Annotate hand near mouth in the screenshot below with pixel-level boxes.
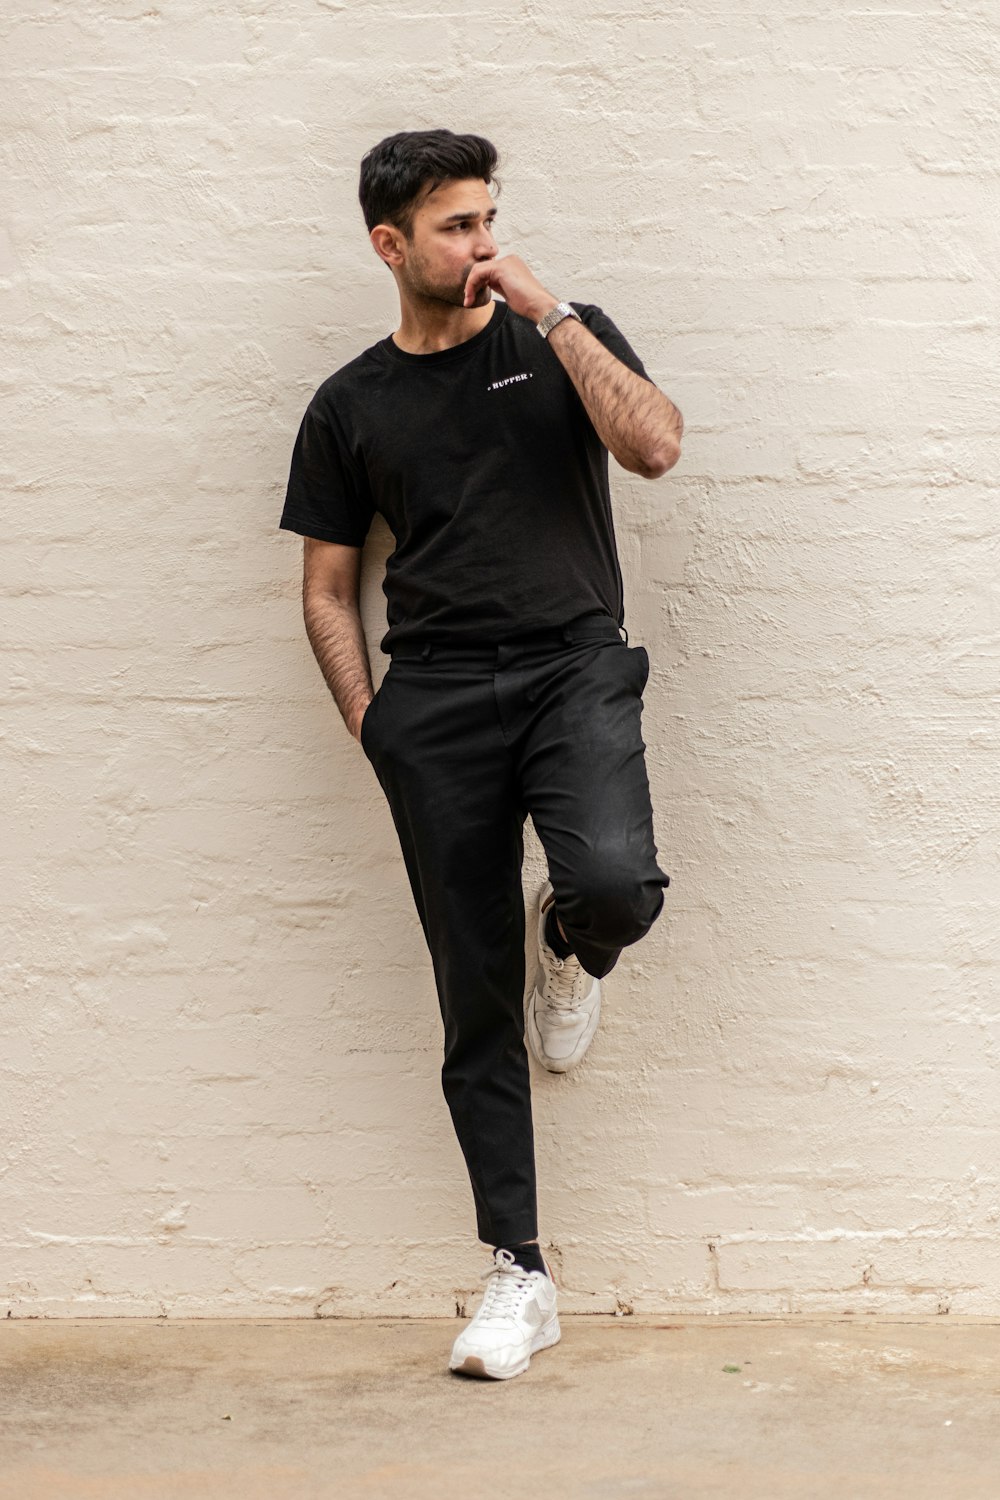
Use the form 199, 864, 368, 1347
463, 254, 560, 325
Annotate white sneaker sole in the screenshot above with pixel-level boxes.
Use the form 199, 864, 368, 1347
449, 1316, 561, 1380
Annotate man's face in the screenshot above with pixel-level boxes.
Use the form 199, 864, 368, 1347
395, 177, 498, 308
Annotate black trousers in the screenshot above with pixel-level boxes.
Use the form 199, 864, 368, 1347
359, 612, 671, 1246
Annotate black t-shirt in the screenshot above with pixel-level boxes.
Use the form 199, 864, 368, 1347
279, 298, 654, 655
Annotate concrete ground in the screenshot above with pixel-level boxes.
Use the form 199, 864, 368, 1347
2, 1316, 1000, 1499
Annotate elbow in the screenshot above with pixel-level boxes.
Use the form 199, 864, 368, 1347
632, 441, 681, 480
303, 584, 361, 618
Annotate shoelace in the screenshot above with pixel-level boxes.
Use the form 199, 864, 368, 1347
542, 950, 589, 1014
476, 1249, 537, 1320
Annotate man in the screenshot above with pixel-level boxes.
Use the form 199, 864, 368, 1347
280, 129, 681, 1380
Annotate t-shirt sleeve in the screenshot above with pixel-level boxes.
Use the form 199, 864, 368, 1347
279, 393, 376, 547
572, 303, 655, 383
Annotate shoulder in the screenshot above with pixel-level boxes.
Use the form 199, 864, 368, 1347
567, 302, 652, 380
505, 301, 624, 340
568, 302, 618, 333
310, 344, 386, 412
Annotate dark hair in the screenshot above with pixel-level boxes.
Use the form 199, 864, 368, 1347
358, 129, 500, 239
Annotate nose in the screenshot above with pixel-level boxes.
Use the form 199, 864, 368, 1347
474, 224, 497, 259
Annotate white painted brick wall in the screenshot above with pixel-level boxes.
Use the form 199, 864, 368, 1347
3, 1, 997, 1317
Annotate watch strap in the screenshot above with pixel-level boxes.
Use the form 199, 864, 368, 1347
536, 301, 582, 339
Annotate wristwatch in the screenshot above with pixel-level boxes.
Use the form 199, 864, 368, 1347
536, 301, 582, 339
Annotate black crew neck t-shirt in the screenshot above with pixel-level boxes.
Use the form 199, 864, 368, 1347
279, 298, 654, 656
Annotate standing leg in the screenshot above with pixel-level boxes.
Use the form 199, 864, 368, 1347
361, 653, 537, 1247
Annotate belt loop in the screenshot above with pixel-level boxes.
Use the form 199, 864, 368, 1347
562, 624, 574, 644
420, 642, 433, 661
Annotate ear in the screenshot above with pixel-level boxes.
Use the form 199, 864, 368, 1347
370, 223, 405, 268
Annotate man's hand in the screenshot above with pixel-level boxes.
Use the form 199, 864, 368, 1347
349, 701, 372, 744
463, 254, 558, 324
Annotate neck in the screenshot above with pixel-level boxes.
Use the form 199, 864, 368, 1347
392, 294, 496, 355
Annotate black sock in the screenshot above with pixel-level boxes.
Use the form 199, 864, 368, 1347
544, 904, 574, 960
494, 1241, 548, 1277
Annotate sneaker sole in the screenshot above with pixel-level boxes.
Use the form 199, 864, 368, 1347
449, 1317, 561, 1380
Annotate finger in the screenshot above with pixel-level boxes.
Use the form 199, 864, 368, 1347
463, 262, 494, 306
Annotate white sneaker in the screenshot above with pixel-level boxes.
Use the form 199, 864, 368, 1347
449, 1248, 561, 1380
525, 879, 602, 1073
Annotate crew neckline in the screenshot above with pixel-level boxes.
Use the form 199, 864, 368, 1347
378, 298, 509, 365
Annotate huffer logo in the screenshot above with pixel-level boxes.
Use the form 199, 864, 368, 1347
488, 372, 533, 392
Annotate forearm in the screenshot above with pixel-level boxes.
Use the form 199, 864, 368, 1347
302, 590, 373, 741
546, 315, 684, 479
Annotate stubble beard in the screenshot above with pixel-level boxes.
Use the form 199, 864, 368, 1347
403, 253, 490, 310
